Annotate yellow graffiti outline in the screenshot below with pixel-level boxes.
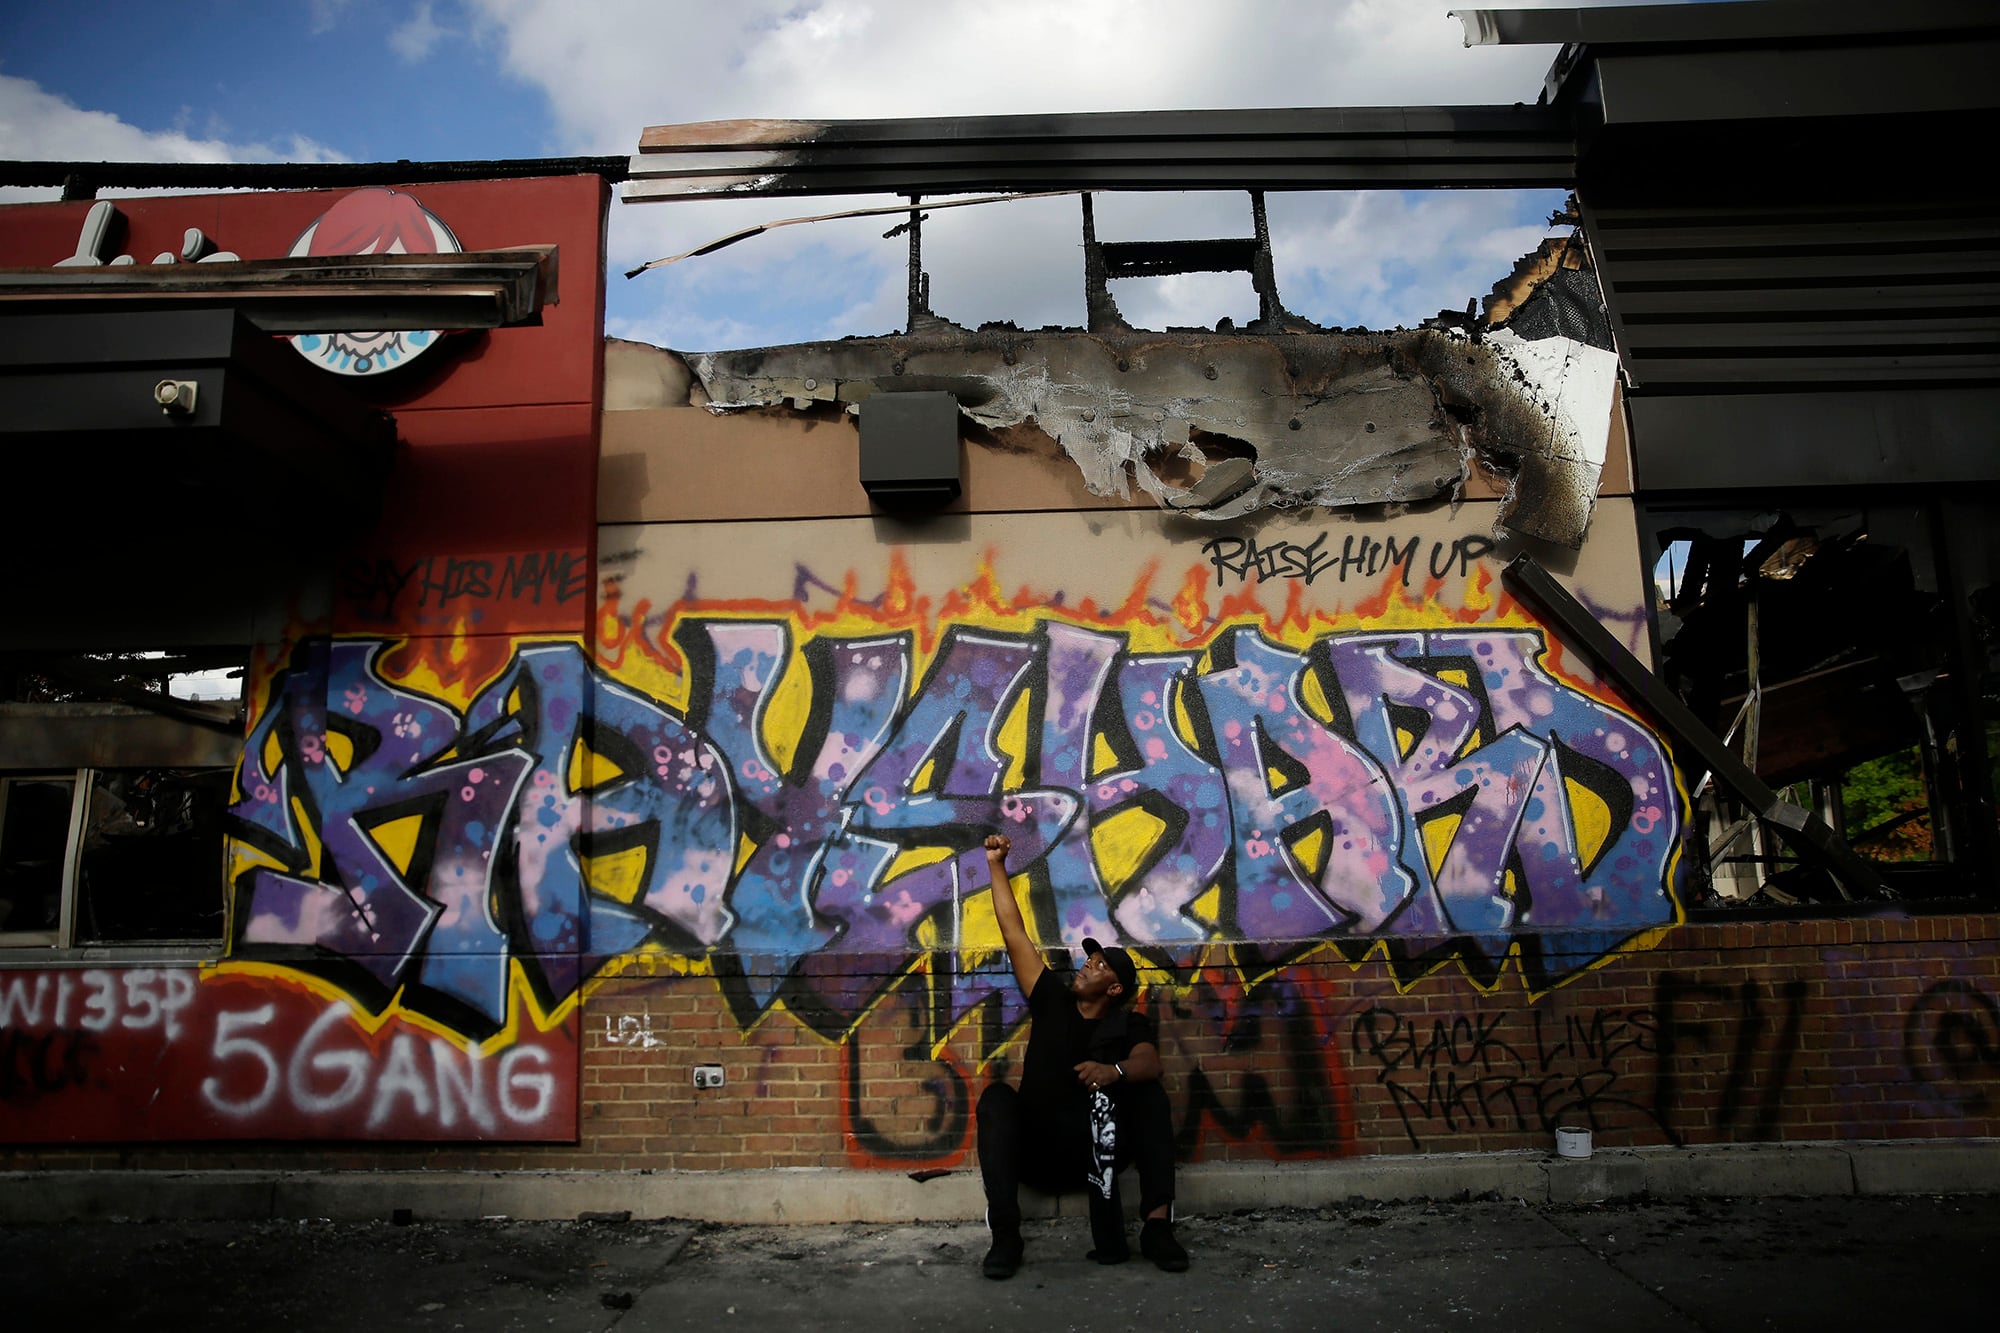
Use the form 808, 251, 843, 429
223, 633, 598, 1042
205, 953, 572, 1057
231, 542, 1693, 1043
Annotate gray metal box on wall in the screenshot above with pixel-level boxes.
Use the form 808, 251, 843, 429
860, 391, 961, 509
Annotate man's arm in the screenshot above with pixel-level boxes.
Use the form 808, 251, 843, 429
1075, 1041, 1161, 1091
984, 834, 1045, 998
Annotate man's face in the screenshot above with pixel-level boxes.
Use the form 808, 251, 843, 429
1075, 951, 1124, 1002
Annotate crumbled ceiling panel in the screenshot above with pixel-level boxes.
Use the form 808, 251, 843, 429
687, 324, 1609, 545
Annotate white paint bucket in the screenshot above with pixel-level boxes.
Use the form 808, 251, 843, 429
1555, 1126, 1592, 1159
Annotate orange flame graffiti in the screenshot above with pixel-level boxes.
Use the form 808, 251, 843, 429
592, 547, 1635, 720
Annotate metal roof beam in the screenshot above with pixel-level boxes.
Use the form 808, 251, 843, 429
626, 107, 1575, 200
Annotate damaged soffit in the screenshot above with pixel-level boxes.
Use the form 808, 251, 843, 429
688, 323, 1613, 546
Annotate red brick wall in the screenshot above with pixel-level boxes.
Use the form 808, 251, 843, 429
8, 912, 1994, 1171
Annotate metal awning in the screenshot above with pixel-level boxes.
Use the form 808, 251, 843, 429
0, 305, 396, 513
1454, 0, 1999, 49
0, 247, 557, 333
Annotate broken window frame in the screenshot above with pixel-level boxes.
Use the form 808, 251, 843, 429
1636, 492, 1997, 914
0, 773, 86, 946
1, 646, 246, 956
0, 764, 232, 952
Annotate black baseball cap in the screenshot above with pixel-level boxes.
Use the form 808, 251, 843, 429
1080, 937, 1138, 1000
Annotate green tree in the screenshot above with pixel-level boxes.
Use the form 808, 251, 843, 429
1841, 747, 1931, 861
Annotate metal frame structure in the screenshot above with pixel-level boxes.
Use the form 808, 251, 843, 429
625, 107, 1576, 200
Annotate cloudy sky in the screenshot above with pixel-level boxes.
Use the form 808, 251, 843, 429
0, 0, 1666, 351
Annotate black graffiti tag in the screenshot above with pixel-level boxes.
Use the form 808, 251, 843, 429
1203, 533, 1496, 589
336, 551, 589, 622
1651, 974, 1806, 1144
1352, 1004, 1657, 1149
1904, 979, 2000, 1114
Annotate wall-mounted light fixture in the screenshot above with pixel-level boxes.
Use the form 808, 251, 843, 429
859, 391, 961, 510
153, 378, 198, 416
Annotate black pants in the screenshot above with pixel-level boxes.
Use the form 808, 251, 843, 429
976, 1080, 1175, 1249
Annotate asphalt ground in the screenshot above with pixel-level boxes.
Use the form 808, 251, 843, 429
3, 1193, 1994, 1332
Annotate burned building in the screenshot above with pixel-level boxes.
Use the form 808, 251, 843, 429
1, 0, 1995, 1217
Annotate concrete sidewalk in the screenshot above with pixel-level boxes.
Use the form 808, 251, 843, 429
4, 1139, 1997, 1225
2, 1193, 1994, 1333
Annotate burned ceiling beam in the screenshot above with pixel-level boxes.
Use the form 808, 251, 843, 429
626, 106, 1575, 200
1100, 239, 1260, 280
1082, 192, 1300, 336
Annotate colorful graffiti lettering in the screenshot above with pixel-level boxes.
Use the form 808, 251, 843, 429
225, 611, 1682, 1042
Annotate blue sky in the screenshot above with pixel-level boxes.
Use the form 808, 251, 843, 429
0, 1, 1646, 351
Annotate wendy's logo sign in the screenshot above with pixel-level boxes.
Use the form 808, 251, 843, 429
286, 187, 462, 377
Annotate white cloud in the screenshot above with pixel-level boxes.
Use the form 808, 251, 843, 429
309, 0, 358, 35
3, 1, 1657, 347
461, 0, 1599, 349
1269, 190, 1561, 331
469, 0, 1563, 152
0, 74, 349, 201
390, 1, 451, 62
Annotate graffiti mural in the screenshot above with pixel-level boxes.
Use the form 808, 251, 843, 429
0, 510, 1688, 1147
213, 519, 1682, 1061
230, 617, 1679, 1031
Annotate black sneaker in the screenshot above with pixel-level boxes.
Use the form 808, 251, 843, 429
1140, 1218, 1188, 1272
1085, 1239, 1130, 1265
982, 1233, 1024, 1280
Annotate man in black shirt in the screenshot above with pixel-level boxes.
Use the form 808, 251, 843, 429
974, 833, 1188, 1279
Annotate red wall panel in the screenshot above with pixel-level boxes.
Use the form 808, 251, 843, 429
0, 967, 577, 1142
